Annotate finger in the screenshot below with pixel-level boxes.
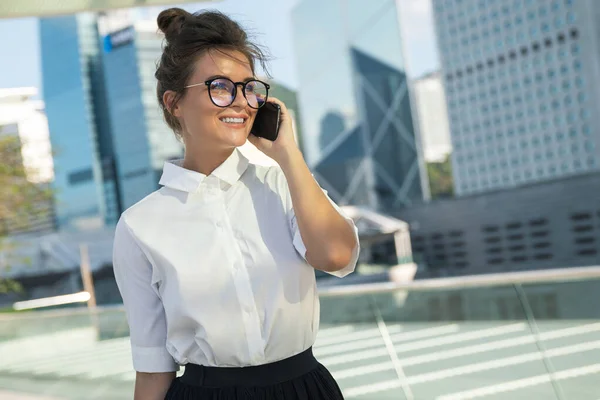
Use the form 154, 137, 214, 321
266, 97, 290, 116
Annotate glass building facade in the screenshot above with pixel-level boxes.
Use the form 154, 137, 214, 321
40, 15, 182, 230
101, 26, 157, 211
40, 14, 119, 231
291, 0, 427, 212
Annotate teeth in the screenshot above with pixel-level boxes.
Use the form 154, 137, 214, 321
221, 117, 244, 124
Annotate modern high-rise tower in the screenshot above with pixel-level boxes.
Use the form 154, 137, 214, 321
40, 12, 183, 231
291, 0, 428, 212
432, 0, 600, 196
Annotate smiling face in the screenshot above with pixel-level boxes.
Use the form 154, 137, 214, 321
167, 49, 258, 151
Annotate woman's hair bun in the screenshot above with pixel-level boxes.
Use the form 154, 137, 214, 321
157, 8, 191, 39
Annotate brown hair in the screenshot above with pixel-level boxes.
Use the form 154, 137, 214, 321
155, 8, 270, 137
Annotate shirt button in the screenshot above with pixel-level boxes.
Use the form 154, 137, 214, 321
235, 231, 243, 239
216, 221, 222, 228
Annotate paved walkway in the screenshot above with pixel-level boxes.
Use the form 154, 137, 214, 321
1, 320, 600, 399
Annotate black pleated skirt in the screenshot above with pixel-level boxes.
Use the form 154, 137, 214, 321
164, 347, 344, 400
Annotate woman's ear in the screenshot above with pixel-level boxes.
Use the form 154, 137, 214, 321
163, 90, 182, 117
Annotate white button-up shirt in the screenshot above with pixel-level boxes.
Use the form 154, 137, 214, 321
112, 148, 359, 372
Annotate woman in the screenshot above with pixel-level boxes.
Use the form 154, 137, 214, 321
112, 7, 359, 400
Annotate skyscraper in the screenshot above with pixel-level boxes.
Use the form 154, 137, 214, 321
40, 12, 183, 231
99, 17, 183, 206
40, 13, 120, 231
113, 19, 184, 183
432, 0, 600, 196
291, 0, 427, 212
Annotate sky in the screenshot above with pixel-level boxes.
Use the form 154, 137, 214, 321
0, 0, 439, 94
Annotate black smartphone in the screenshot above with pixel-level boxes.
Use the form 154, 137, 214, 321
251, 102, 281, 141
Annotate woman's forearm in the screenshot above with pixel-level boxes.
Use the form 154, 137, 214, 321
278, 147, 357, 272
134, 371, 176, 400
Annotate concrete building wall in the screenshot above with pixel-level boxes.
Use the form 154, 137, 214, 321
398, 172, 600, 277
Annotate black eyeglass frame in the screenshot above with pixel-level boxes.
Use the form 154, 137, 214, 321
185, 77, 270, 109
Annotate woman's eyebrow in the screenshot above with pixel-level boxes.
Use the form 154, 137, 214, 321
204, 75, 256, 82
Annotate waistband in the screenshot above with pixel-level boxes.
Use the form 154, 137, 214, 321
180, 347, 318, 388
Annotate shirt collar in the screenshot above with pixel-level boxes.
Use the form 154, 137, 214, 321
159, 148, 249, 193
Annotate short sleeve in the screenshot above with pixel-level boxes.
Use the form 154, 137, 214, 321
112, 217, 179, 373
274, 169, 360, 278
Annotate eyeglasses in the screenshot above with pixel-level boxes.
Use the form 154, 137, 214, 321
185, 77, 270, 109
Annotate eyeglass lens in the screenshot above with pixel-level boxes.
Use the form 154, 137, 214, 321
208, 78, 268, 109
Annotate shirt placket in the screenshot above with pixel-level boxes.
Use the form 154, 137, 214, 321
208, 176, 265, 364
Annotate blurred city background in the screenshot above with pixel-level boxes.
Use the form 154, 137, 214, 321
0, 0, 599, 399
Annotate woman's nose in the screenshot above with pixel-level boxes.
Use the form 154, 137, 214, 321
231, 84, 248, 107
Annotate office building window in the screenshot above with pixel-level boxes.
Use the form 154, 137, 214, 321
124, 168, 149, 179
563, 95, 572, 106
68, 168, 94, 185
582, 125, 590, 135
567, 129, 576, 139
581, 109, 589, 121
584, 142, 594, 152
557, 48, 567, 60
530, 26, 538, 38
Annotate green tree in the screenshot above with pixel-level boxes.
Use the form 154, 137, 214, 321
427, 154, 454, 200
0, 135, 53, 294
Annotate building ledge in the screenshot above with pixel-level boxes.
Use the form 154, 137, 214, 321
0, 0, 216, 19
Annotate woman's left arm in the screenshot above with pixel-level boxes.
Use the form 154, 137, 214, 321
248, 98, 358, 273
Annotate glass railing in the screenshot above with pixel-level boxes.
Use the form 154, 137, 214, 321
1, 266, 599, 399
